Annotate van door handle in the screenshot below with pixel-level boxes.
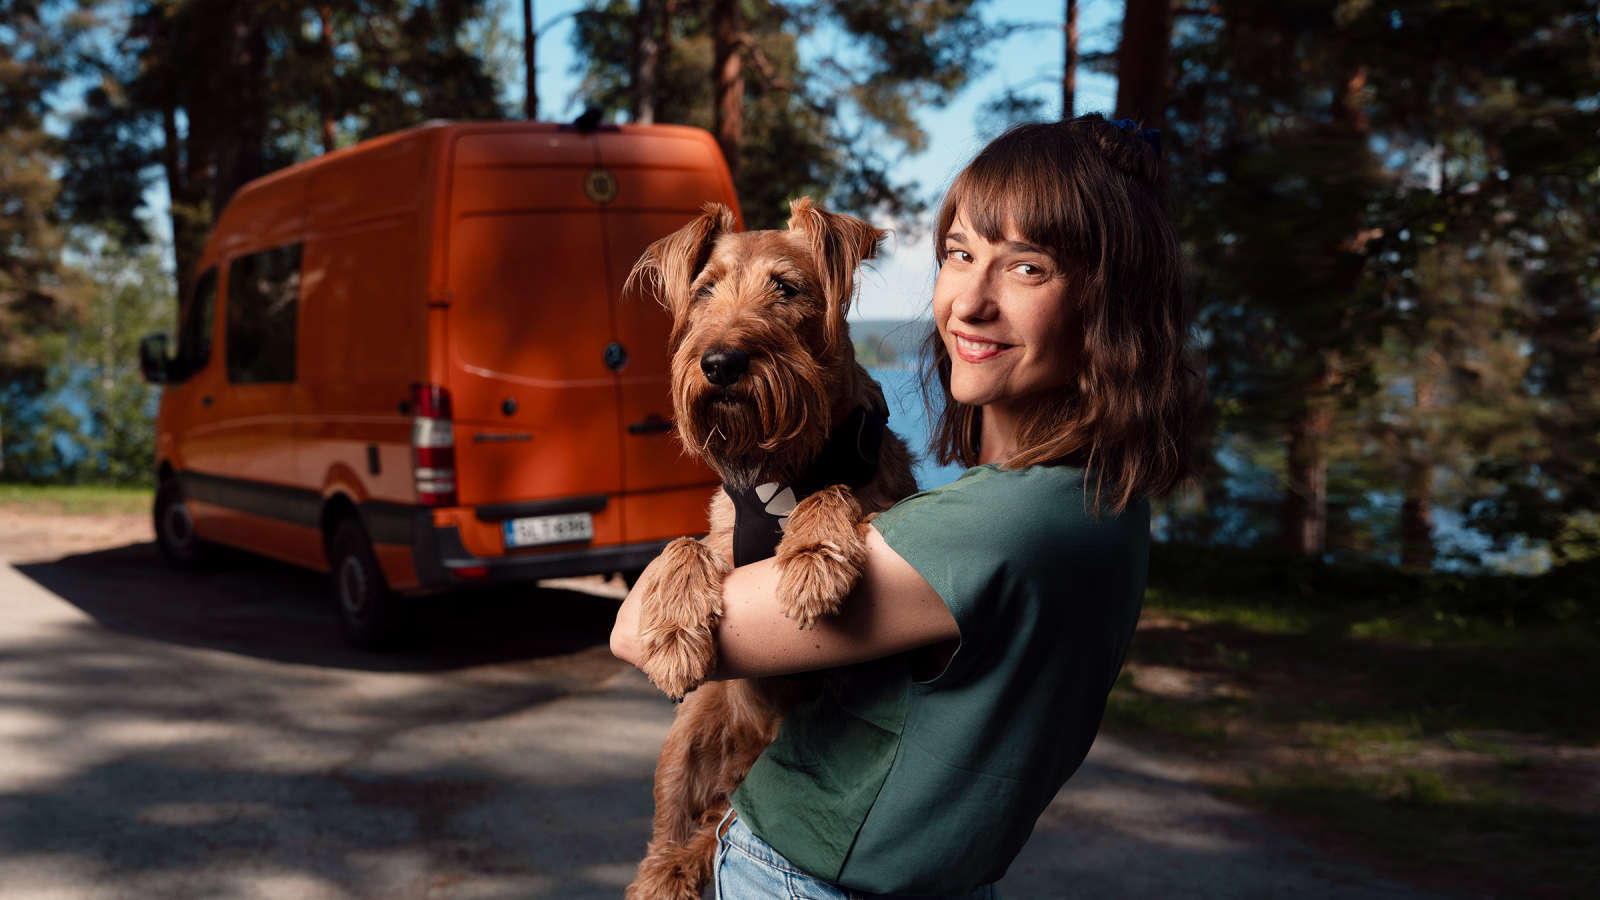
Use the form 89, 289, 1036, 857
627, 415, 672, 435
202, 395, 213, 407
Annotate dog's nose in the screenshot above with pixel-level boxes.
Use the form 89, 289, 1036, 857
701, 348, 749, 386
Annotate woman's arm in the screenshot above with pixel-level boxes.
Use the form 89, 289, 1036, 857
611, 524, 959, 679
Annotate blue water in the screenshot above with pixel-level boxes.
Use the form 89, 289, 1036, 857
866, 366, 968, 491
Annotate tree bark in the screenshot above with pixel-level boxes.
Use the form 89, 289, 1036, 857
1280, 353, 1339, 556
1114, 0, 1171, 126
711, 0, 743, 177
523, 0, 537, 119
1062, 0, 1077, 119
214, 14, 267, 217
632, 0, 659, 124
319, 5, 338, 153
1279, 67, 1372, 558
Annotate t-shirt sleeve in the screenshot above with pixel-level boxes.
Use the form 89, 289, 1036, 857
869, 470, 1039, 683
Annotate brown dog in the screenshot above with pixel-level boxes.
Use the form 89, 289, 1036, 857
622, 198, 917, 899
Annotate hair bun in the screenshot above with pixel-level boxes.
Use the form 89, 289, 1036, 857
1083, 114, 1163, 186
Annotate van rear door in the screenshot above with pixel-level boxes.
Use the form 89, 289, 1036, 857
444, 129, 623, 530
594, 129, 735, 542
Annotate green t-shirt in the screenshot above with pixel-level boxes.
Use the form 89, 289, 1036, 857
730, 463, 1150, 895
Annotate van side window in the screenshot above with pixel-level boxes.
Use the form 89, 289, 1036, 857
226, 243, 302, 384
174, 267, 217, 381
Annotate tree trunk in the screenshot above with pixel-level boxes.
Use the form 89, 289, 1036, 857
711, 0, 743, 177
1279, 68, 1372, 558
1399, 460, 1436, 571
319, 5, 338, 153
632, 0, 659, 124
1280, 361, 1337, 557
214, 14, 268, 217
1062, 0, 1077, 119
1399, 359, 1440, 571
1114, 0, 1171, 126
523, 0, 537, 119
160, 102, 197, 304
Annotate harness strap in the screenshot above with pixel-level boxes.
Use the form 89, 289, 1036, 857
725, 404, 888, 568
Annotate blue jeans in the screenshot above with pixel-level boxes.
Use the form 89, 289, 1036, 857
714, 810, 999, 900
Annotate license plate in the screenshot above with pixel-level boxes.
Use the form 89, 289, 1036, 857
502, 512, 594, 548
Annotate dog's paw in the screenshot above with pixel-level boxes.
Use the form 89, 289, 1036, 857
776, 538, 863, 629
636, 538, 729, 699
639, 620, 716, 699
774, 487, 867, 629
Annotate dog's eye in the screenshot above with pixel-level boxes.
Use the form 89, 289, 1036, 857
770, 277, 799, 301
694, 282, 715, 302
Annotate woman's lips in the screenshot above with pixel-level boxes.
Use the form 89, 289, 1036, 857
953, 332, 1012, 363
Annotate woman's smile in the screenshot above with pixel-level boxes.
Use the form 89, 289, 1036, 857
951, 330, 1013, 362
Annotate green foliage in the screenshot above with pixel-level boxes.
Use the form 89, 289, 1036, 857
0, 241, 173, 485
0, 0, 90, 381
56, 0, 510, 297
570, 0, 995, 227
1156, 1, 1600, 567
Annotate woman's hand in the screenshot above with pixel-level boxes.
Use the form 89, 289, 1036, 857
611, 524, 959, 680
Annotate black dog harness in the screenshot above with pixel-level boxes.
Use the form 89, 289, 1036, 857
724, 404, 889, 567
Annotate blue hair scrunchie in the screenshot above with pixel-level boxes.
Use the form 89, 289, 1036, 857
1109, 118, 1162, 159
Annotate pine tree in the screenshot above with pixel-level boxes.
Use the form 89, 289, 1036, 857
571, 0, 995, 227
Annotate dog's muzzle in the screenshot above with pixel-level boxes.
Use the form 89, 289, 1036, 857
701, 347, 749, 386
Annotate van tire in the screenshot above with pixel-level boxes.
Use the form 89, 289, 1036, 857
154, 478, 212, 568
329, 517, 410, 650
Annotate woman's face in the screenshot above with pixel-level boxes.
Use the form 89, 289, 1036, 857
933, 210, 1079, 418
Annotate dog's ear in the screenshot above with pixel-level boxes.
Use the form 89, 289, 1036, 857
626, 201, 737, 322
786, 196, 888, 354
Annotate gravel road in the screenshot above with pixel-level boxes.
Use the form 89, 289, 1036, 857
0, 512, 1455, 899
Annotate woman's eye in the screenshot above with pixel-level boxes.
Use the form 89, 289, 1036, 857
943, 248, 972, 263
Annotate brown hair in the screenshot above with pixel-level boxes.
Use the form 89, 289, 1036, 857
922, 114, 1206, 517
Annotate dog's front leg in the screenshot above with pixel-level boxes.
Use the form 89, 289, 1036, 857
775, 484, 868, 629
635, 537, 731, 699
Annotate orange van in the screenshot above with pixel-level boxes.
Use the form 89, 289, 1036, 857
138, 119, 736, 647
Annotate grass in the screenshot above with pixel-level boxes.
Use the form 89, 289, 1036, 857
1104, 540, 1600, 898
0, 483, 152, 515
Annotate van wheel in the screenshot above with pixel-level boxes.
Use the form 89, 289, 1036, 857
154, 478, 211, 568
329, 518, 411, 650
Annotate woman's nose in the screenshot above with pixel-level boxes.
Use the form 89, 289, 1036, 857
949, 275, 998, 322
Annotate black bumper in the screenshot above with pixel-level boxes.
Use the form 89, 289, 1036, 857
409, 511, 670, 590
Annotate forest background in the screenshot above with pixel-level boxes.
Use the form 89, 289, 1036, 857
3, 0, 1599, 584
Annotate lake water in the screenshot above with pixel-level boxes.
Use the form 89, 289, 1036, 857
865, 365, 969, 491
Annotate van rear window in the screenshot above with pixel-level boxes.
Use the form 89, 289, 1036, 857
226, 243, 301, 384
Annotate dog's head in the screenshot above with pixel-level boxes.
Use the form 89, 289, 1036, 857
627, 197, 887, 482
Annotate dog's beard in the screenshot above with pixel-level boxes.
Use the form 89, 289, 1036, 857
674, 347, 831, 489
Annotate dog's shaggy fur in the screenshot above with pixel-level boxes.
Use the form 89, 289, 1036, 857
622, 198, 917, 900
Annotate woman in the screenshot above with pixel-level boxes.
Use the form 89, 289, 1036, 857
613, 114, 1203, 898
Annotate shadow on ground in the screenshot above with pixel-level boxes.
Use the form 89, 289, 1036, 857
13, 540, 624, 673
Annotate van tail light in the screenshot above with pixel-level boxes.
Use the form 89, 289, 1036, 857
411, 383, 457, 507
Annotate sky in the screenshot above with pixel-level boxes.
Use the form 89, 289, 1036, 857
511, 0, 1125, 322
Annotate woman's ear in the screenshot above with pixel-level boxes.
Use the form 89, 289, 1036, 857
626, 201, 738, 322
786, 197, 888, 354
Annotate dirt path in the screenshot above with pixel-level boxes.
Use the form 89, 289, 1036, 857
0, 510, 1460, 898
